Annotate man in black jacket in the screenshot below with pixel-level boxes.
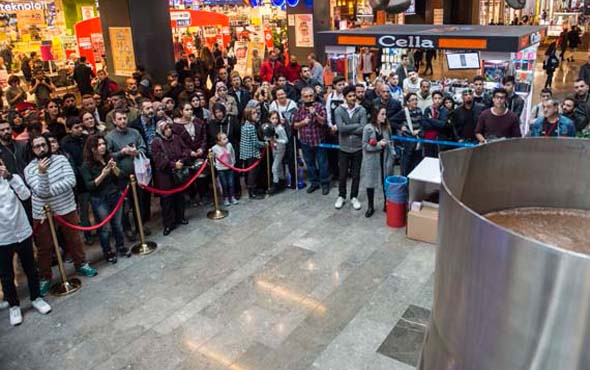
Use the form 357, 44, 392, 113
573, 78, 590, 130
450, 89, 484, 142
0, 121, 28, 177
503, 76, 524, 118
562, 96, 588, 133
578, 55, 590, 85
73, 56, 95, 95
228, 72, 251, 121
60, 117, 93, 244
294, 66, 320, 101
372, 84, 402, 123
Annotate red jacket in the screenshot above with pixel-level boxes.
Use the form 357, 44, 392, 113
284, 62, 302, 83
259, 59, 284, 83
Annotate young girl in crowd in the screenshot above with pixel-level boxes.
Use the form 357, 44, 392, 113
240, 106, 265, 199
361, 107, 394, 218
212, 132, 238, 206
269, 111, 288, 193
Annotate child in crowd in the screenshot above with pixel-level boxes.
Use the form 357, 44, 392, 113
212, 132, 238, 206
239, 107, 265, 199
269, 111, 288, 193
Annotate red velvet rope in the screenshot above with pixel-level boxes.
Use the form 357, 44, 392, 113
53, 186, 130, 232
215, 148, 266, 173
140, 158, 209, 196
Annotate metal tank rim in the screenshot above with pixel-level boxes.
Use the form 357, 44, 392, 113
439, 137, 590, 260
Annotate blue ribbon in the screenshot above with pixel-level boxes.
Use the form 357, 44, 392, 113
318, 136, 476, 150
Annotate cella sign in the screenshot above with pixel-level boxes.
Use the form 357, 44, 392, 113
378, 35, 435, 49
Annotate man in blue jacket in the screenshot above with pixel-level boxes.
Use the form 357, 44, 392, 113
530, 99, 576, 137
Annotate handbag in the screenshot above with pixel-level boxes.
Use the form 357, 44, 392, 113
172, 166, 192, 185
133, 152, 152, 186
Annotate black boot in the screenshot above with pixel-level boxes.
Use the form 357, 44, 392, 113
249, 188, 260, 199
365, 188, 375, 218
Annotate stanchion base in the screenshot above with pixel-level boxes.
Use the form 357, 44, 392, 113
207, 209, 228, 220
132, 241, 158, 256
51, 278, 81, 297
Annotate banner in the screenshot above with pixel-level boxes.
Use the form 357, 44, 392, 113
294, 14, 313, 48
233, 40, 249, 77
16, 9, 44, 25
109, 27, 136, 76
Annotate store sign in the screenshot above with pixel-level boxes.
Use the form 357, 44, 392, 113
529, 31, 542, 44
171, 11, 191, 21
0, 2, 47, 12
176, 19, 190, 27
378, 35, 435, 48
16, 9, 44, 25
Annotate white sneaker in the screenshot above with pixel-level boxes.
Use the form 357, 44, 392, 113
223, 199, 230, 207
335, 196, 345, 209
0, 301, 8, 310
351, 197, 362, 210
9, 306, 22, 326
31, 298, 52, 315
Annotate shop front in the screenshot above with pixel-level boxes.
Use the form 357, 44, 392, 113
317, 24, 547, 133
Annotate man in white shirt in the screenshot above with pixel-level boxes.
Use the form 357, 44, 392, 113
0, 160, 52, 325
25, 135, 97, 296
403, 68, 422, 94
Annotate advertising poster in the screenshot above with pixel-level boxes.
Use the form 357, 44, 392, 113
16, 10, 44, 25
246, 41, 265, 76
294, 14, 313, 48
81, 6, 94, 20
233, 40, 249, 77
108, 27, 136, 76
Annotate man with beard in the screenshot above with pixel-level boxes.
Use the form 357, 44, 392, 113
106, 109, 150, 241
105, 90, 139, 131
130, 100, 157, 157
62, 93, 80, 118
0, 120, 29, 177
450, 89, 484, 142
355, 84, 373, 120
177, 77, 197, 106
25, 135, 97, 296
561, 96, 587, 133
294, 65, 320, 101
502, 75, 524, 118
573, 78, 590, 131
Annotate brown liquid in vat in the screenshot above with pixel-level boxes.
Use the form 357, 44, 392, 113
485, 208, 590, 255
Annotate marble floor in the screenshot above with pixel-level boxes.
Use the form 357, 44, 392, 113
0, 185, 435, 370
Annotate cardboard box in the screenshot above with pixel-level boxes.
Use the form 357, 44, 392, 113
407, 206, 439, 244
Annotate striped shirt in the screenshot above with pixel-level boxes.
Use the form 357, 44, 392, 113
25, 155, 77, 220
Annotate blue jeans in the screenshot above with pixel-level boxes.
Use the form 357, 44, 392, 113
217, 169, 235, 199
301, 143, 330, 187
91, 192, 125, 254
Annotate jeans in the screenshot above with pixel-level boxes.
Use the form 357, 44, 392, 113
91, 192, 125, 254
272, 147, 286, 183
338, 150, 362, 198
301, 143, 330, 187
77, 192, 93, 242
218, 169, 235, 199
401, 148, 423, 177
0, 237, 40, 307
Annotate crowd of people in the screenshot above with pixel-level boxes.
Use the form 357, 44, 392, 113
1, 44, 589, 327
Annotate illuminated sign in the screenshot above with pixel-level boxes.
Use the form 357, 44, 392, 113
0, 2, 47, 12
378, 35, 435, 48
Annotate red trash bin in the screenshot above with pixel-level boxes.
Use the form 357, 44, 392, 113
386, 200, 407, 228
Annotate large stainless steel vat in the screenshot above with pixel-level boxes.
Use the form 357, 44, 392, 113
418, 138, 590, 370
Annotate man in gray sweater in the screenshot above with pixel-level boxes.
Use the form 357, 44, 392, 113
106, 109, 150, 240
334, 85, 366, 211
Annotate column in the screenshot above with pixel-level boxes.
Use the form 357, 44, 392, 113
98, 0, 174, 84
287, 0, 332, 63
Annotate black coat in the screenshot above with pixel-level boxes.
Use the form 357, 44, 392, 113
228, 87, 251, 121
60, 134, 89, 193
73, 63, 95, 95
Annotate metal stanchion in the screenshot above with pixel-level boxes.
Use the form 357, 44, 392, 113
43, 205, 81, 297
129, 175, 157, 255
294, 138, 299, 191
207, 150, 228, 220
265, 141, 272, 196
